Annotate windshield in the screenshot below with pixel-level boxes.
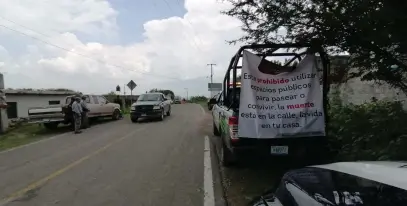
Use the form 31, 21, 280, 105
138, 94, 161, 101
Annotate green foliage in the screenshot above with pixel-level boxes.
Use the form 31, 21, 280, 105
149, 88, 175, 100
189, 96, 208, 103
224, 0, 407, 93
328, 90, 407, 161
104, 91, 118, 102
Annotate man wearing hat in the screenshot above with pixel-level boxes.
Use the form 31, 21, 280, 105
71, 95, 83, 134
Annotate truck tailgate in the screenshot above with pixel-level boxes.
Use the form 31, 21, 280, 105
28, 107, 64, 123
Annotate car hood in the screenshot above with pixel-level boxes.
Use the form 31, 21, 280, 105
132, 101, 161, 106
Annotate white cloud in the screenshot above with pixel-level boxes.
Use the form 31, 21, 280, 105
0, 0, 244, 97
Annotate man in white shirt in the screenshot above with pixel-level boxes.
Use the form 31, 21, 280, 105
71, 96, 83, 134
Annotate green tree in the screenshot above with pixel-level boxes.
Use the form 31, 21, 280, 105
224, 0, 407, 93
149, 88, 175, 100
190, 96, 208, 103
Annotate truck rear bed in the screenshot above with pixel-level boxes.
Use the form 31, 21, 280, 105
28, 106, 65, 123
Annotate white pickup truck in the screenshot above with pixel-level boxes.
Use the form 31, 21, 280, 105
28, 94, 121, 129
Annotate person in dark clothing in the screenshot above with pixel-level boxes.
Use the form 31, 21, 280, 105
67, 97, 76, 131
114, 95, 124, 119
80, 96, 90, 129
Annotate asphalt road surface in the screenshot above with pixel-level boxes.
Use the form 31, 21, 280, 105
0, 104, 221, 206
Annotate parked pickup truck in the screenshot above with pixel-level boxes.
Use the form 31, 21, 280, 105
130, 92, 171, 122
28, 94, 121, 129
212, 43, 330, 167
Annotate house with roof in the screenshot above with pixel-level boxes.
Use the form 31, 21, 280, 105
4, 89, 79, 119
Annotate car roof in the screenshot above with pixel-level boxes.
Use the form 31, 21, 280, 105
311, 161, 407, 190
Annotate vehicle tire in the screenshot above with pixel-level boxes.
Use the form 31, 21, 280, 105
220, 139, 236, 167
131, 117, 138, 123
166, 107, 171, 116
112, 109, 120, 120
213, 122, 220, 136
44, 122, 59, 130
159, 109, 164, 121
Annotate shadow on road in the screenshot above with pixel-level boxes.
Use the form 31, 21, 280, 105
201, 105, 299, 206
210, 136, 296, 206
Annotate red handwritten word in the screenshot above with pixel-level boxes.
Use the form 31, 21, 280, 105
286, 102, 315, 109
243, 73, 289, 85
257, 77, 289, 85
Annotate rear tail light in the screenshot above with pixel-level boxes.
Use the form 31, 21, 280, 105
228, 116, 238, 125
228, 116, 239, 142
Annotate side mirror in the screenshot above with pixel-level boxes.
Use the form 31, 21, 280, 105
209, 98, 217, 104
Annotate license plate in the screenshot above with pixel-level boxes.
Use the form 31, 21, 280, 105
141, 114, 147, 117
271, 146, 288, 155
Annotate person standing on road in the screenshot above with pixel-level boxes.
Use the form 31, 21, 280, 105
80, 96, 90, 129
72, 97, 83, 134
114, 95, 124, 119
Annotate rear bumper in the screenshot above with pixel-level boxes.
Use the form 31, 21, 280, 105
230, 136, 328, 158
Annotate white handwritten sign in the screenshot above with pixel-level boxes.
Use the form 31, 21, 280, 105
238, 51, 325, 138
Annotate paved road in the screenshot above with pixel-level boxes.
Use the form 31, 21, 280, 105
0, 104, 213, 206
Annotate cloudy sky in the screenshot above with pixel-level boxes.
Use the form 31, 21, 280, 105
0, 0, 244, 97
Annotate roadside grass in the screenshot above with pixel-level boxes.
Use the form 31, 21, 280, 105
122, 107, 131, 117
0, 123, 69, 151
194, 101, 207, 109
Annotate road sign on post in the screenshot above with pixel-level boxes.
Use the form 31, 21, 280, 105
127, 80, 137, 91
127, 80, 137, 105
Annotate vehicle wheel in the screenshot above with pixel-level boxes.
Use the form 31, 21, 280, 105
159, 109, 164, 121
220, 139, 236, 167
131, 117, 138, 123
112, 109, 120, 120
166, 107, 171, 116
44, 122, 59, 130
213, 122, 220, 136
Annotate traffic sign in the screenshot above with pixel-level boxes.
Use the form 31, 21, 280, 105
208, 83, 222, 91
127, 80, 137, 91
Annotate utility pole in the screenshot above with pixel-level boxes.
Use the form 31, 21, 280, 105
184, 88, 188, 101
207, 63, 216, 84
123, 84, 126, 108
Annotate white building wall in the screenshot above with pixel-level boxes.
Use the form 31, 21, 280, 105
6, 95, 68, 118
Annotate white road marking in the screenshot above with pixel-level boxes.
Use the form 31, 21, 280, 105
199, 104, 206, 115
204, 136, 215, 206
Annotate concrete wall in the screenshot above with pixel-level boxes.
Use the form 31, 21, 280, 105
6, 95, 68, 118
334, 78, 407, 109
316, 56, 407, 108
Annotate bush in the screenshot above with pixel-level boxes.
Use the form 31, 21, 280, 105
328, 90, 407, 161
189, 96, 208, 103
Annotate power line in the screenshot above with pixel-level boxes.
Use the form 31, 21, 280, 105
0, 14, 86, 51
0, 23, 180, 80
0, 15, 55, 40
